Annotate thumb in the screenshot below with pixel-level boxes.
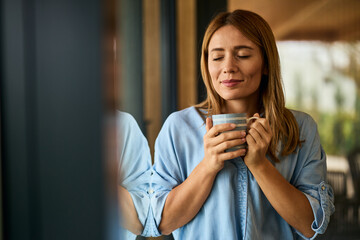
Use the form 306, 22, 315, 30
206, 117, 213, 132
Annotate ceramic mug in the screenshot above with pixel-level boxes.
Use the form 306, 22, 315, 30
212, 113, 258, 152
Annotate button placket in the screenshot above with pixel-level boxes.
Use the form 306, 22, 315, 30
237, 160, 248, 239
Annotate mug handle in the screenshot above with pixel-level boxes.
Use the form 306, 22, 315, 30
246, 116, 259, 123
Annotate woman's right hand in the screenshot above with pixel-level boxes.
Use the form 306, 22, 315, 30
202, 117, 247, 174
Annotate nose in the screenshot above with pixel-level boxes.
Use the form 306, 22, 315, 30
223, 57, 237, 74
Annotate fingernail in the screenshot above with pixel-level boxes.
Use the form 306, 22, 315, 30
240, 149, 247, 156
230, 123, 236, 128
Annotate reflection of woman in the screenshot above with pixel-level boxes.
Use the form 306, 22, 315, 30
117, 111, 152, 239
150, 10, 334, 239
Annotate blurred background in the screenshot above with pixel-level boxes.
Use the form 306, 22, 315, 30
115, 0, 360, 239
1, 0, 359, 240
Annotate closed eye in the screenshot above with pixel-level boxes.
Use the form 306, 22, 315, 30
212, 57, 223, 61
237, 55, 250, 59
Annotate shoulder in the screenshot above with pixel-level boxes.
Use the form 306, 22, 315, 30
290, 109, 318, 130
117, 111, 137, 127
289, 109, 319, 143
163, 106, 205, 128
116, 110, 144, 137
157, 106, 206, 142
166, 106, 202, 120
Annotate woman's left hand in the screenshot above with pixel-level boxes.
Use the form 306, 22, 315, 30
244, 113, 272, 169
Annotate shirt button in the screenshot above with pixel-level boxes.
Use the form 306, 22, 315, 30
148, 189, 154, 194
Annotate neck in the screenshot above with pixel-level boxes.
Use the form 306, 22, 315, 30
222, 96, 260, 118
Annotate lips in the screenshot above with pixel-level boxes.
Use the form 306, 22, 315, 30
221, 79, 243, 87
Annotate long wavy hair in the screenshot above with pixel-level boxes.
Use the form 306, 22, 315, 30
196, 9, 301, 160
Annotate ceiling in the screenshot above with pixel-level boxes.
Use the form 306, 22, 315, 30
228, 0, 360, 41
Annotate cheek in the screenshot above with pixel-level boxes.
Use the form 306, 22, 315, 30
208, 66, 220, 93
208, 67, 215, 80
208, 62, 219, 80
210, 73, 218, 91
245, 62, 264, 82
248, 60, 263, 75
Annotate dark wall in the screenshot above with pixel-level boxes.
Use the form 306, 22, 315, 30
196, 0, 227, 103
1, 0, 117, 239
161, 0, 177, 122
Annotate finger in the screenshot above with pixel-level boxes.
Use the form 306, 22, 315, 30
248, 127, 263, 144
218, 148, 247, 161
261, 118, 272, 135
251, 112, 260, 122
247, 125, 270, 150
206, 117, 213, 132
251, 121, 267, 135
216, 138, 246, 153
246, 132, 256, 146
250, 119, 272, 143
212, 130, 246, 147
216, 130, 246, 141
251, 114, 271, 134
257, 118, 270, 131
208, 123, 236, 137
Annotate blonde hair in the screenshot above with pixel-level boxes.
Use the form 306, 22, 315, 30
196, 9, 300, 160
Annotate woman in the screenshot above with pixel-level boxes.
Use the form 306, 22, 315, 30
150, 10, 334, 239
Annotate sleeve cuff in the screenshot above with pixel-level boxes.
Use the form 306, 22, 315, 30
141, 206, 162, 237
139, 187, 171, 237
296, 181, 335, 239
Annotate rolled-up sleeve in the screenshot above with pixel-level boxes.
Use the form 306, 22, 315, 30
117, 112, 153, 238
147, 113, 185, 236
291, 113, 335, 239
126, 170, 153, 237
301, 181, 335, 239
141, 192, 162, 237
140, 165, 176, 237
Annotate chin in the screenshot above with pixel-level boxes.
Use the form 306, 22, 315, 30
218, 89, 260, 102
219, 93, 246, 100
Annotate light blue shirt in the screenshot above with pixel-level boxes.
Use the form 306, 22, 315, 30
149, 106, 335, 239
117, 111, 153, 239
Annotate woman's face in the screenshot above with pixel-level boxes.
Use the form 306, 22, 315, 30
207, 25, 265, 102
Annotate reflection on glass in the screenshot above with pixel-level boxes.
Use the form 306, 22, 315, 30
117, 111, 152, 239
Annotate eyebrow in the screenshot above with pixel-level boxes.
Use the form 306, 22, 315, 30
210, 45, 254, 53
